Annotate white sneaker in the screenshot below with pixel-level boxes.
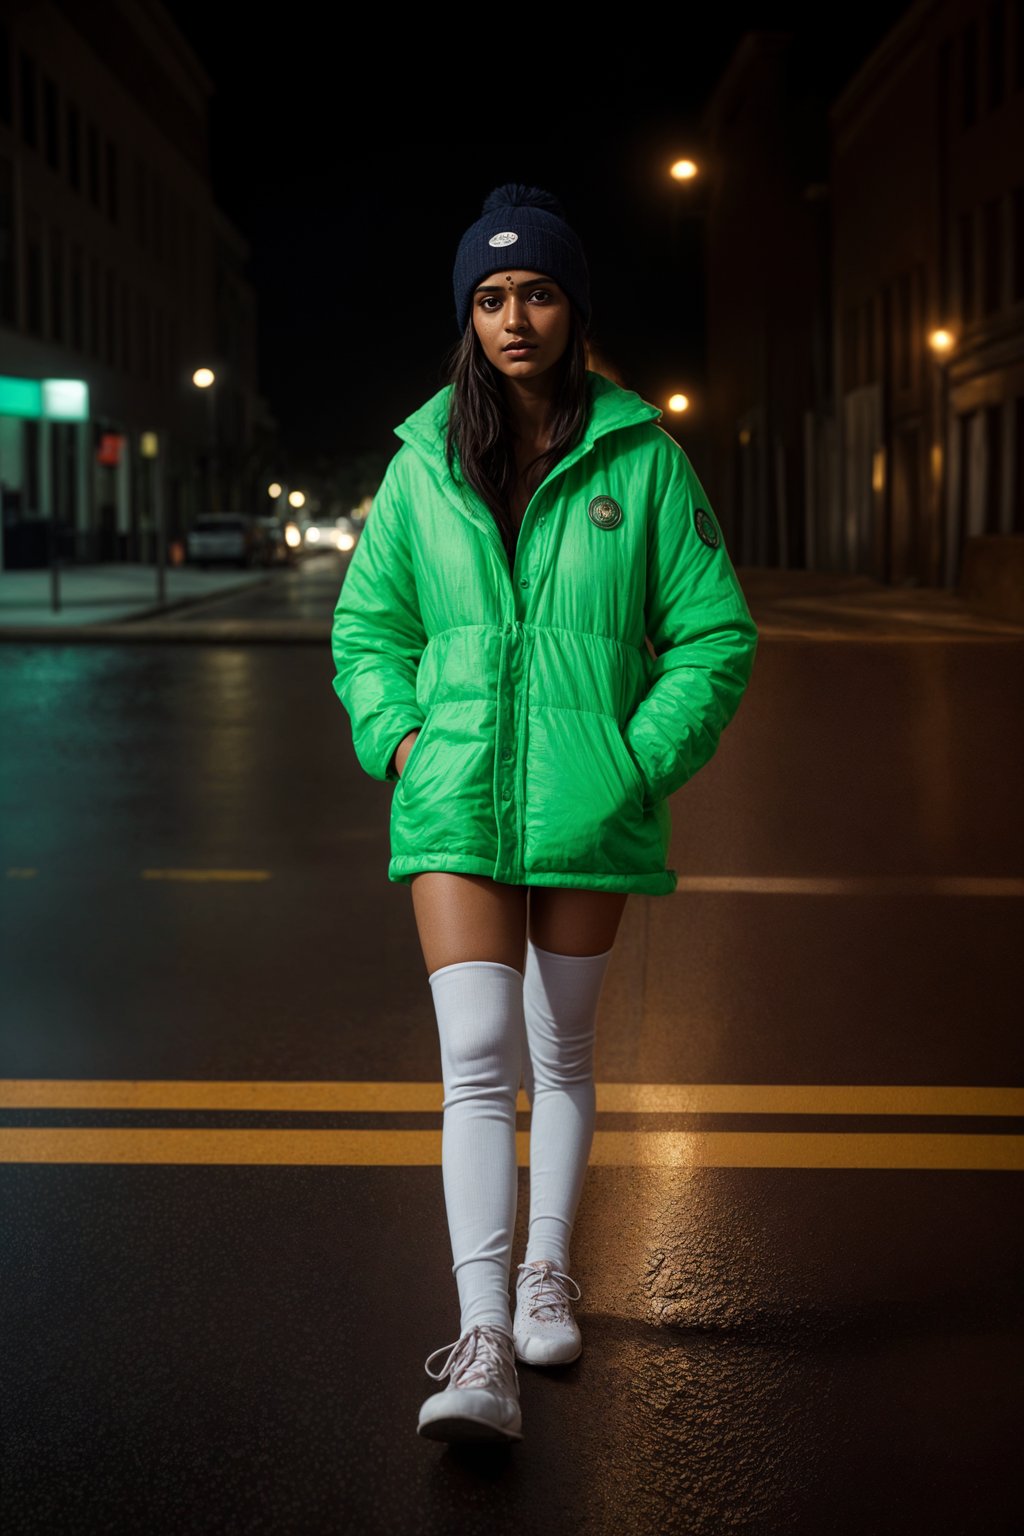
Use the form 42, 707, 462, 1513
416, 1324, 523, 1442
513, 1259, 583, 1365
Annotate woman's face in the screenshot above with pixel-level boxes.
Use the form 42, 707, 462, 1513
471, 269, 572, 382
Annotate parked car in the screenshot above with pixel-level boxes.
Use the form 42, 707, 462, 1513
186, 513, 259, 568
300, 516, 360, 554
252, 517, 296, 567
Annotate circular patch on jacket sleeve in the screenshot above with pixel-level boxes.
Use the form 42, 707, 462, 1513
588, 496, 623, 529
694, 506, 721, 548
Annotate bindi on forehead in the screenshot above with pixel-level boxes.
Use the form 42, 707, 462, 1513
505, 274, 514, 285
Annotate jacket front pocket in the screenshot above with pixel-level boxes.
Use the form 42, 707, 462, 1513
390, 699, 499, 862
523, 705, 647, 875
395, 718, 430, 795
610, 722, 647, 810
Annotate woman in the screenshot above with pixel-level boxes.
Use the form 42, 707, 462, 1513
330, 184, 759, 1444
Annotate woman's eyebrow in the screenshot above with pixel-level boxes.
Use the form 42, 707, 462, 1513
474, 277, 558, 292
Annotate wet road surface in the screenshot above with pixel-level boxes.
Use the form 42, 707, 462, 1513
1, 553, 1021, 1535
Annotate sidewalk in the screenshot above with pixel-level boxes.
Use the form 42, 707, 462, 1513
0, 560, 1022, 642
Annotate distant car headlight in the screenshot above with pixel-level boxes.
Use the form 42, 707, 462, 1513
305, 526, 320, 543
285, 524, 302, 548
338, 533, 355, 551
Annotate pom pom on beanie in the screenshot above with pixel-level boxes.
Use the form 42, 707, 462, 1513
452, 183, 591, 332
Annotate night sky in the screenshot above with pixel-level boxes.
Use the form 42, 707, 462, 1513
162, 7, 911, 472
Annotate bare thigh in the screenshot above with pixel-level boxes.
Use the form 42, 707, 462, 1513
410, 873, 529, 976
409, 874, 629, 977
528, 885, 629, 956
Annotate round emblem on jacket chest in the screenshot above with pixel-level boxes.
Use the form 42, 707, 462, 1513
694, 506, 720, 548
588, 496, 622, 529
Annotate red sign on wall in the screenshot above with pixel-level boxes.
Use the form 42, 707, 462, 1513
96, 432, 125, 467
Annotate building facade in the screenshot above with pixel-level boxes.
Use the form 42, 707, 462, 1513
700, 2, 1024, 589
0, 0, 270, 570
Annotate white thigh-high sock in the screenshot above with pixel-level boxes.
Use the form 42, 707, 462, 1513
520, 939, 614, 1273
428, 959, 524, 1336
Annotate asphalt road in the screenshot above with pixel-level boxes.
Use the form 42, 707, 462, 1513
1, 551, 1021, 1535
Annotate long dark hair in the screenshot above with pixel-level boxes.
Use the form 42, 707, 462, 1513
443, 306, 590, 569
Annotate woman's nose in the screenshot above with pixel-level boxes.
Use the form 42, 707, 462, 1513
504, 297, 530, 331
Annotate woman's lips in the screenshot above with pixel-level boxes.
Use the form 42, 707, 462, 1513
503, 344, 536, 355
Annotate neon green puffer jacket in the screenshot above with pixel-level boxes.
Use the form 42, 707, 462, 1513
331, 370, 758, 895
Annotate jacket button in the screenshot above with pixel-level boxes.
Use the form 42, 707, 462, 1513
501, 788, 512, 800
519, 578, 529, 588
504, 623, 512, 634
501, 748, 512, 760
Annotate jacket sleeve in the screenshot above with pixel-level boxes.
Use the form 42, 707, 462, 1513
624, 435, 758, 807
330, 452, 428, 784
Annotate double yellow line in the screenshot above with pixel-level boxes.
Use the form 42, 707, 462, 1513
1, 1081, 1021, 1169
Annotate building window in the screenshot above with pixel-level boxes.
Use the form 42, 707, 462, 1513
982, 195, 1003, 312
137, 291, 151, 379
959, 207, 976, 322
0, 22, 12, 128
166, 187, 178, 271
19, 52, 37, 147
842, 302, 859, 392
121, 281, 131, 372
962, 19, 979, 126
0, 155, 15, 326
50, 228, 64, 341
983, 403, 1003, 532
43, 75, 58, 170
135, 159, 147, 249
71, 245, 84, 350
67, 101, 80, 191
87, 120, 99, 206
153, 174, 163, 259
988, 0, 1007, 107
26, 232, 43, 334
896, 270, 912, 390
105, 268, 116, 365
89, 255, 100, 356
106, 139, 118, 224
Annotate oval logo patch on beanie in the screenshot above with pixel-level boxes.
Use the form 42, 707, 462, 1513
488, 231, 519, 247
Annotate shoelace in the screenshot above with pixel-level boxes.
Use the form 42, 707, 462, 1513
424, 1324, 517, 1387
516, 1260, 582, 1321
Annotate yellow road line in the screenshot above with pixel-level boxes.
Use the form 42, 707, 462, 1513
674, 875, 1024, 896
0, 1129, 1020, 1169
141, 869, 271, 881
0, 1080, 1020, 1116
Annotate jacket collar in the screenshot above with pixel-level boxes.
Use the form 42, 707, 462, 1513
394, 369, 662, 482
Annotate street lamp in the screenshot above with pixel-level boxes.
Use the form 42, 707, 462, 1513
927, 326, 956, 584
192, 366, 217, 511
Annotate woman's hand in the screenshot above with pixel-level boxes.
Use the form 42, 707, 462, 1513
394, 728, 421, 777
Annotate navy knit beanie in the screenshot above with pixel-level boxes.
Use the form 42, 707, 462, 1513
453, 183, 591, 333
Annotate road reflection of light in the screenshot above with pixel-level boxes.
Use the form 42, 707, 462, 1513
579, 1166, 835, 1529
182, 649, 268, 853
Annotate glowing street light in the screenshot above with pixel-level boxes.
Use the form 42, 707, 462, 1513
928, 328, 955, 354
192, 367, 215, 389
288, 490, 306, 509
669, 159, 698, 181
668, 393, 689, 413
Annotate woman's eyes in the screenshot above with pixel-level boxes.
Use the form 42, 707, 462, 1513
478, 289, 553, 310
